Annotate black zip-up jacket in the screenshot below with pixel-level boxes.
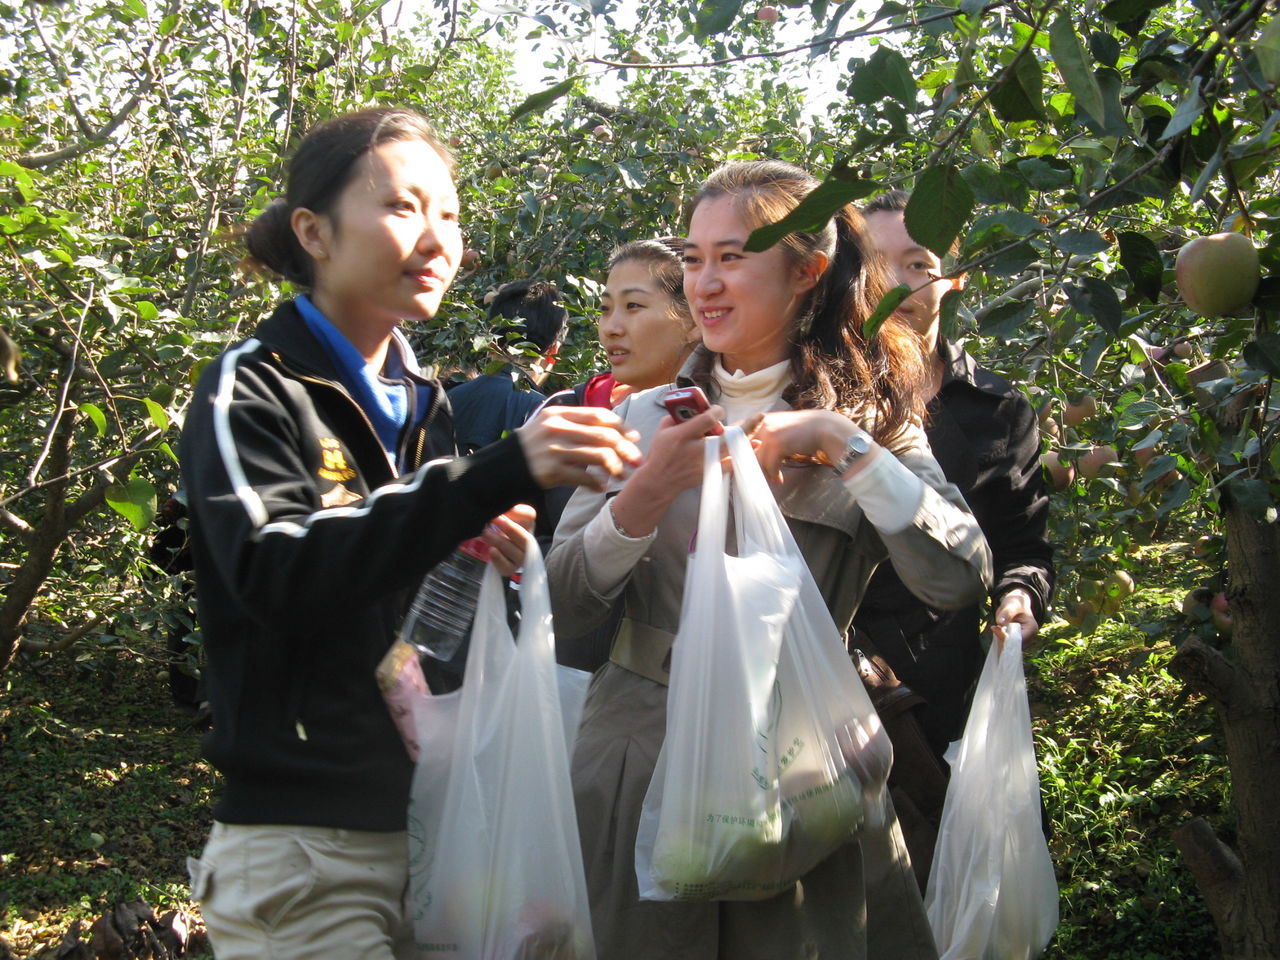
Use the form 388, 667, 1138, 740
180, 301, 540, 830
852, 337, 1055, 752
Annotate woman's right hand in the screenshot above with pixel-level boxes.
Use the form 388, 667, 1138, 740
607, 405, 725, 538
515, 405, 643, 491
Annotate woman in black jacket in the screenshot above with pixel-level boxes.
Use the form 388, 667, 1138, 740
180, 108, 640, 960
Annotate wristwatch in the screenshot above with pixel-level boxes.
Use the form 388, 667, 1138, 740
833, 432, 873, 474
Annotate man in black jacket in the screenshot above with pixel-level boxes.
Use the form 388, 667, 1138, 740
854, 191, 1056, 885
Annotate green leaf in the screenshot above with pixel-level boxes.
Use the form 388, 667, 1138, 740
980, 300, 1034, 336
143, 398, 169, 432
974, 209, 1042, 238
135, 300, 160, 321
79, 403, 107, 437
938, 287, 964, 341
114, 0, 147, 21
985, 241, 1038, 276
1014, 156, 1074, 190
105, 479, 157, 531
1160, 77, 1205, 142
863, 284, 911, 340
1054, 229, 1110, 255
0, 159, 36, 192
1254, 275, 1280, 312
744, 175, 878, 252
1066, 277, 1123, 335
158, 12, 179, 34
989, 50, 1046, 123
510, 76, 580, 122
1116, 231, 1163, 303
961, 163, 1029, 207
1089, 31, 1120, 68
1257, 17, 1280, 85
1049, 16, 1105, 127
904, 165, 974, 258
1101, 0, 1165, 26
846, 47, 918, 109
694, 0, 743, 38
1225, 477, 1277, 522
1243, 333, 1280, 377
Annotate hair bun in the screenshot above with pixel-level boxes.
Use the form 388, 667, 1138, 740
244, 199, 310, 285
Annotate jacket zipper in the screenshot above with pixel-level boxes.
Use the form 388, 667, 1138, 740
271, 354, 396, 740
274, 355, 391, 475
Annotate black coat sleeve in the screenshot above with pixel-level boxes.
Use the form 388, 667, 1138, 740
180, 346, 540, 635
985, 392, 1056, 620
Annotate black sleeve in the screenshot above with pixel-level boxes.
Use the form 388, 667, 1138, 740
180, 350, 540, 634
986, 393, 1056, 619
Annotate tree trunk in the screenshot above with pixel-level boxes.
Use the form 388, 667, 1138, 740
0, 404, 75, 672
1170, 486, 1280, 960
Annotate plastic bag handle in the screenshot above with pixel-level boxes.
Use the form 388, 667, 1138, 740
723, 426, 790, 556
514, 533, 555, 665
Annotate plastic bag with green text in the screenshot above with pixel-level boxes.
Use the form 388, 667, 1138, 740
635, 426, 893, 902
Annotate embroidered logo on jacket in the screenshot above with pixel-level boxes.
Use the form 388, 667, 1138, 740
319, 483, 362, 509
317, 437, 358, 482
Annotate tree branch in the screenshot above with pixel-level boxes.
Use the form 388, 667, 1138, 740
417, 0, 461, 83
1168, 635, 1238, 710
15, 0, 183, 169
28, 5, 95, 139
581, 3, 1006, 73
1171, 817, 1243, 948
19, 613, 108, 655
28, 287, 90, 487
926, 4, 1052, 168
0, 506, 34, 540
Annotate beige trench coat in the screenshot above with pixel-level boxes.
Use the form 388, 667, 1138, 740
547, 360, 992, 960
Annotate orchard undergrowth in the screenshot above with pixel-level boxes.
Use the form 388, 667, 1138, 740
0, 543, 1232, 959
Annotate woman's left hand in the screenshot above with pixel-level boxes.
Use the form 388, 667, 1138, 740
481, 503, 536, 577
991, 587, 1038, 651
744, 410, 877, 484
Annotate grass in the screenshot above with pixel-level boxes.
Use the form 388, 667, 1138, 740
1031, 548, 1230, 960
0, 547, 1233, 959
0, 648, 217, 958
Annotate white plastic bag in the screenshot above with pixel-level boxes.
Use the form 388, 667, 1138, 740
635, 426, 892, 901
406, 537, 595, 960
925, 623, 1059, 960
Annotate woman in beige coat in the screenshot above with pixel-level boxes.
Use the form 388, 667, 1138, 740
546, 160, 992, 960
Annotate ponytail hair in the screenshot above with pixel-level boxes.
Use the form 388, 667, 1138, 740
244, 108, 451, 287
689, 160, 927, 446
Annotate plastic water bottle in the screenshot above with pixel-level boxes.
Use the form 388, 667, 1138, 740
400, 537, 491, 663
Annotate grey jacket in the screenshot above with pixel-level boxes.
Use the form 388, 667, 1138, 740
550, 381, 991, 652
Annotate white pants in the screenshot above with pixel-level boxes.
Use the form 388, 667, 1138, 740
189, 822, 415, 960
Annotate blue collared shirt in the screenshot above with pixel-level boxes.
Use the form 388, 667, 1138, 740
296, 295, 431, 467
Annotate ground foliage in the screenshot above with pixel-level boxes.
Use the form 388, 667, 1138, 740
0, 548, 1230, 959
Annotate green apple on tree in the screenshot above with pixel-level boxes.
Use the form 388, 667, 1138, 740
1175, 233, 1261, 318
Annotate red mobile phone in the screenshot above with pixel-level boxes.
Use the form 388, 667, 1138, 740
663, 386, 724, 435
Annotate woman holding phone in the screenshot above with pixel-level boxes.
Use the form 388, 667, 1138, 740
547, 159, 992, 959
179, 108, 641, 960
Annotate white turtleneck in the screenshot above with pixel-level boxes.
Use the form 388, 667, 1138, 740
712, 357, 791, 425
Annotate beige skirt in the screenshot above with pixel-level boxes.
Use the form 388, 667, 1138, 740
570, 662, 938, 960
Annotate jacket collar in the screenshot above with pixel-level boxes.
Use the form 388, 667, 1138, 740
254, 300, 434, 389
937, 337, 1022, 402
